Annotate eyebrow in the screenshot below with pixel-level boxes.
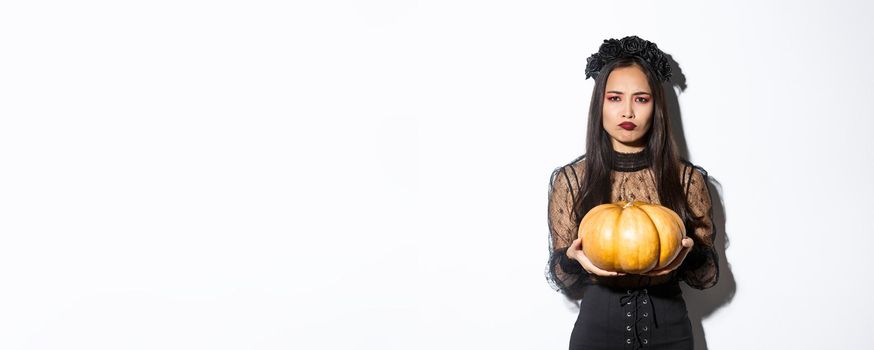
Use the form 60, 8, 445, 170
606, 91, 651, 95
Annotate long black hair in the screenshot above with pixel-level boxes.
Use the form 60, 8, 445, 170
574, 56, 704, 230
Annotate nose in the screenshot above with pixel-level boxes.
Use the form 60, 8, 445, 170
622, 102, 635, 119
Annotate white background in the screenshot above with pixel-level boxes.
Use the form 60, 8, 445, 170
1, 0, 872, 349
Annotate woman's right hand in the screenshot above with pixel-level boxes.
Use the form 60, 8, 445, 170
566, 237, 626, 277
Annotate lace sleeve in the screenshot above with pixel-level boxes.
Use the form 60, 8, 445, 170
679, 165, 719, 289
545, 164, 594, 298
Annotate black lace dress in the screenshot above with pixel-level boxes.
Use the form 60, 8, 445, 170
545, 148, 719, 350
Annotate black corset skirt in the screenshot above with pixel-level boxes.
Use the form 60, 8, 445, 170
569, 282, 693, 350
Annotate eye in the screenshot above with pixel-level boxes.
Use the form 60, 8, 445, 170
607, 96, 620, 101
635, 97, 650, 103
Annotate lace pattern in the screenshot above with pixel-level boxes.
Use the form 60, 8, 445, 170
545, 152, 719, 297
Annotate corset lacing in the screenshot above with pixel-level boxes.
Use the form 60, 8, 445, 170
619, 287, 658, 349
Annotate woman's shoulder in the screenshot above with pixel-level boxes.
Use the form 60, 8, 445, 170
557, 153, 587, 176
679, 158, 709, 176
550, 154, 587, 188
678, 158, 710, 191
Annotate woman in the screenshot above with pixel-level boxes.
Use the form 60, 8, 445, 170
545, 36, 719, 350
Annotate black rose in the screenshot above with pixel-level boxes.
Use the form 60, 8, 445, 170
598, 39, 621, 60
586, 35, 672, 81
656, 57, 672, 81
619, 35, 644, 54
640, 42, 660, 63
585, 53, 604, 79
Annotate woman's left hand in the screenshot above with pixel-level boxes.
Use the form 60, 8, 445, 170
641, 237, 694, 277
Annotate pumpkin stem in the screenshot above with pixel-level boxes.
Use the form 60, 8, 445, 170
623, 201, 634, 208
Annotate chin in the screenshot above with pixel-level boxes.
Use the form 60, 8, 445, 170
617, 139, 646, 148
617, 136, 641, 144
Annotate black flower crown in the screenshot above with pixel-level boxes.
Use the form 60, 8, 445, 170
585, 35, 672, 83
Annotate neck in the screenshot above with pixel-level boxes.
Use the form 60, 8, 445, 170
612, 139, 646, 153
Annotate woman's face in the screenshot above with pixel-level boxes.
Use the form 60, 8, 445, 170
601, 64, 654, 153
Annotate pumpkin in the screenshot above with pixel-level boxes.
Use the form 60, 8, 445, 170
577, 200, 686, 274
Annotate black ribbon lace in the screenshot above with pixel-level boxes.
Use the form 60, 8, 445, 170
612, 148, 652, 172
619, 288, 657, 349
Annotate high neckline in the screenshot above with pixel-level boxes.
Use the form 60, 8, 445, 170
612, 147, 652, 172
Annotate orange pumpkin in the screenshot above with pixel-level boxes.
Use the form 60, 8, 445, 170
577, 200, 686, 274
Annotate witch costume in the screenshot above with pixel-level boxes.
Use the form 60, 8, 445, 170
544, 36, 719, 350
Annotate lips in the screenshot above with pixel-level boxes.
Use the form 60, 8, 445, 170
619, 122, 636, 130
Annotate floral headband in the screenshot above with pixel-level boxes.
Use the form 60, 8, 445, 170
584, 35, 672, 83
